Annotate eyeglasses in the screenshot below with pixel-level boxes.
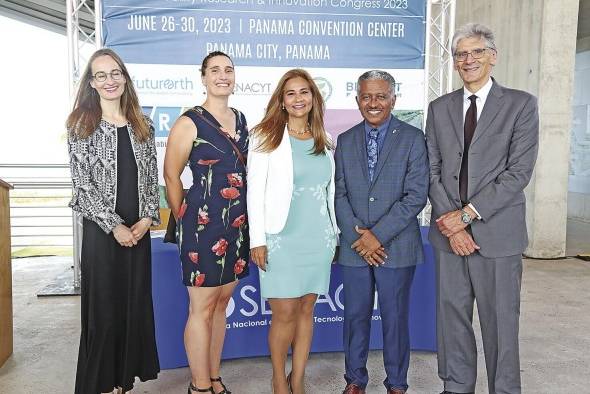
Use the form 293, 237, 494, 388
453, 48, 493, 62
93, 69, 124, 82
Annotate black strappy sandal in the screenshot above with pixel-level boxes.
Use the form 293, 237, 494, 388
210, 376, 231, 394
188, 382, 215, 393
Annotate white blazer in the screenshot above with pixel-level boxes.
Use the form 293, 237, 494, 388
247, 126, 338, 248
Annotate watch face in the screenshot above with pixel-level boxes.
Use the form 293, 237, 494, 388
461, 212, 471, 224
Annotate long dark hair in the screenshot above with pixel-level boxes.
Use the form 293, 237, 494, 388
66, 48, 150, 141
251, 69, 331, 155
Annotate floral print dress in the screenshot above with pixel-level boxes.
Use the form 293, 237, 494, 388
177, 106, 249, 287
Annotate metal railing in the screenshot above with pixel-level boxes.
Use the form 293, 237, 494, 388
0, 164, 80, 290
0, 164, 73, 247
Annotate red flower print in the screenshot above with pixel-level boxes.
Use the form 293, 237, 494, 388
197, 208, 210, 225
197, 159, 220, 166
220, 187, 240, 200
233, 258, 247, 274
178, 203, 188, 219
188, 252, 199, 264
212, 238, 229, 256
231, 214, 246, 228
227, 173, 243, 188
192, 272, 205, 287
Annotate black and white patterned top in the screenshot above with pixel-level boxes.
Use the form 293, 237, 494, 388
67, 116, 160, 233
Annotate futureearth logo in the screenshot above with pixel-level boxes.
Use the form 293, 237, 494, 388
132, 76, 194, 92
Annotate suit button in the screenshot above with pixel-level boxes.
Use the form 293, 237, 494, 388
369, 197, 375, 202
458, 152, 463, 157
453, 175, 458, 180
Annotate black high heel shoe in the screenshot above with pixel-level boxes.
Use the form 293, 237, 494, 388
210, 376, 231, 394
188, 382, 215, 393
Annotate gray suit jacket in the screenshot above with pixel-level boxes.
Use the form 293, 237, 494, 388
335, 116, 429, 268
425, 80, 539, 257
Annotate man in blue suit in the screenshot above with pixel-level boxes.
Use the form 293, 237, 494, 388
335, 70, 429, 394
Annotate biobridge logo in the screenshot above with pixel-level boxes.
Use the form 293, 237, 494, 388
314, 77, 333, 102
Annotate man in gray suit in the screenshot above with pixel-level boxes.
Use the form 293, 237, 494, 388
426, 23, 539, 394
335, 70, 429, 394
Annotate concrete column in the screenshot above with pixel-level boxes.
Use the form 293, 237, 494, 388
455, 0, 580, 258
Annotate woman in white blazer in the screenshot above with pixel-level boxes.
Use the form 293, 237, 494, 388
247, 69, 339, 394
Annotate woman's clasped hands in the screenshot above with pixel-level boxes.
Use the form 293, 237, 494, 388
112, 217, 152, 247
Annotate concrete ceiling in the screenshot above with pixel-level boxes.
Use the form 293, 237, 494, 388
0, 0, 94, 35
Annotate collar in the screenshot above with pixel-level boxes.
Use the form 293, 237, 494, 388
463, 77, 493, 102
363, 115, 392, 136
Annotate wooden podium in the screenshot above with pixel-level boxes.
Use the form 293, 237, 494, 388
0, 178, 13, 367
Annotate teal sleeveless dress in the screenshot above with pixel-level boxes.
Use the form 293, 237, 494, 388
260, 136, 337, 299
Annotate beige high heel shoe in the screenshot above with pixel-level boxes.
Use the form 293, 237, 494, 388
287, 372, 293, 394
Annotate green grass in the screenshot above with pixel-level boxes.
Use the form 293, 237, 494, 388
12, 246, 73, 258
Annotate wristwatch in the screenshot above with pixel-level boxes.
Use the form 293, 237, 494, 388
460, 209, 473, 225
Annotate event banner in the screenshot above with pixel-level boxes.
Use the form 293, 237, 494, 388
102, 0, 427, 187
102, 0, 425, 68
103, 0, 426, 188
102, 0, 432, 363
151, 236, 437, 368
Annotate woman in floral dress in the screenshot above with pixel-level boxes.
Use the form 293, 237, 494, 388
164, 51, 248, 394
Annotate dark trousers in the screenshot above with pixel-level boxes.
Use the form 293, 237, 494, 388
342, 264, 416, 391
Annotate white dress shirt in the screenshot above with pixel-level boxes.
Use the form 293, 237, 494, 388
462, 77, 493, 122
462, 77, 493, 219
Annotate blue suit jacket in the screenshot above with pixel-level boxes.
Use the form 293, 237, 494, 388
335, 116, 429, 268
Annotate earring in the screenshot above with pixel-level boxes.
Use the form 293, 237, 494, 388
281, 104, 285, 110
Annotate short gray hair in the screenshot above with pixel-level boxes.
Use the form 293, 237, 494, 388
357, 70, 396, 96
451, 23, 496, 55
